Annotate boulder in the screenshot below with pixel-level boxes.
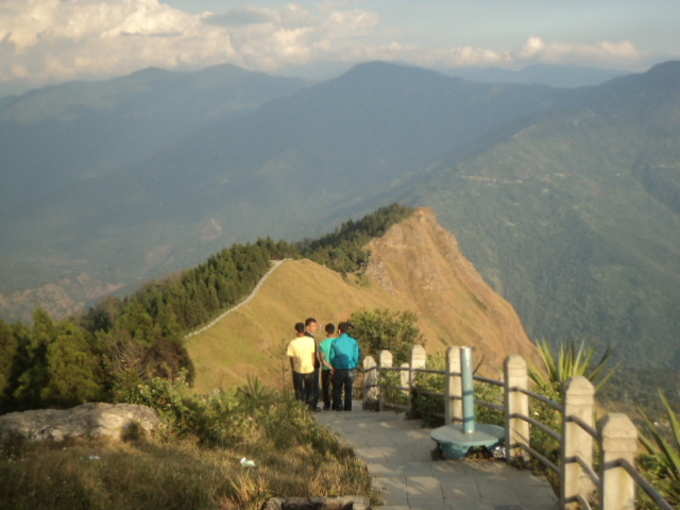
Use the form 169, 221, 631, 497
0, 402, 162, 442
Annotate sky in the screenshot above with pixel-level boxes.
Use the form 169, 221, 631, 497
1, 0, 679, 88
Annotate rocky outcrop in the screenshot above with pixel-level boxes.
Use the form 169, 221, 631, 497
365, 207, 539, 371
0, 403, 162, 442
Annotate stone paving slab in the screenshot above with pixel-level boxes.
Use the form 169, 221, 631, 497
315, 403, 558, 510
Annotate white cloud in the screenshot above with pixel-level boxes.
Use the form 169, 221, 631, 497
0, 1, 644, 86
0, 0, 385, 83
518, 36, 641, 65
0, 0, 237, 82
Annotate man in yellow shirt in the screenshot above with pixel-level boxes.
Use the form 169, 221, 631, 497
287, 322, 317, 409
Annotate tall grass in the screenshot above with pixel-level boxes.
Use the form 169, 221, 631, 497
0, 377, 374, 510
638, 390, 680, 507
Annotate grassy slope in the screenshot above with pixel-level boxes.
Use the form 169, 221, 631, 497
187, 258, 414, 392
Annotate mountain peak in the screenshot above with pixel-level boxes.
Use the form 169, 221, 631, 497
645, 60, 680, 79
188, 207, 537, 389
339, 60, 454, 83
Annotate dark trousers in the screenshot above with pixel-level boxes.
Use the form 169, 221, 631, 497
293, 371, 316, 409
321, 369, 333, 410
311, 367, 320, 409
333, 369, 354, 411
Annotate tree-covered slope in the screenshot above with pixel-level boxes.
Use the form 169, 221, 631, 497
403, 61, 680, 369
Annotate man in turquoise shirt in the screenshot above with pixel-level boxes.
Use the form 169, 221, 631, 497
330, 321, 362, 411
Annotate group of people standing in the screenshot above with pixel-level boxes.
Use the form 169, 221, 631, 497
286, 318, 362, 411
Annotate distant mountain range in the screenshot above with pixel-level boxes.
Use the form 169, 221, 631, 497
1, 59, 678, 373
441, 63, 628, 87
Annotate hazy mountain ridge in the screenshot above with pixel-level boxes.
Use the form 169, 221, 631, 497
0, 61, 564, 307
443, 63, 628, 88
0, 64, 305, 218
403, 61, 680, 369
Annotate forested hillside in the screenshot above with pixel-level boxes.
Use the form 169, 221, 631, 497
0, 205, 412, 413
401, 61, 680, 371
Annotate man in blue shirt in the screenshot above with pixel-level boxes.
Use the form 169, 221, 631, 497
330, 321, 362, 411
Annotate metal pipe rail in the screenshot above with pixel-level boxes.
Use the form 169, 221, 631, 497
565, 415, 601, 442
564, 455, 600, 487
411, 368, 450, 376
379, 366, 410, 372
510, 386, 563, 412
477, 399, 504, 412
613, 459, 675, 510
564, 495, 593, 510
515, 443, 559, 473
509, 413, 562, 442
473, 374, 504, 387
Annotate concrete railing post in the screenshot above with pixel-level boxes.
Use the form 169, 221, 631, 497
600, 413, 638, 510
561, 377, 596, 510
399, 362, 409, 396
378, 350, 393, 411
362, 356, 378, 410
504, 355, 529, 461
445, 346, 463, 424
409, 345, 427, 413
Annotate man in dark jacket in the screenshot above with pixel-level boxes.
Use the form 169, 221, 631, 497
330, 321, 362, 411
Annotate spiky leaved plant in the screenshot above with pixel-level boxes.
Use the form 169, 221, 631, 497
639, 390, 680, 506
528, 339, 617, 397
526, 340, 617, 482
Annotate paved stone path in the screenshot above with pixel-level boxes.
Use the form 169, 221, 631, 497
316, 403, 558, 510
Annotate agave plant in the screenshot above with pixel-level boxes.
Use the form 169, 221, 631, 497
528, 339, 617, 396
639, 390, 680, 495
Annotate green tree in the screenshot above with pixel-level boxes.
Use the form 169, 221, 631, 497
12, 309, 55, 408
349, 309, 423, 364
41, 321, 103, 406
0, 320, 18, 402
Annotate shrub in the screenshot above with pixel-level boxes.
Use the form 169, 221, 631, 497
350, 308, 423, 364
529, 339, 617, 396
638, 390, 680, 508
1, 377, 374, 509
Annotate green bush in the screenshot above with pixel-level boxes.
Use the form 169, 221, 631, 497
350, 308, 422, 364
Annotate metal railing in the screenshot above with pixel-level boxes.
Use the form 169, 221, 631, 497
358, 344, 674, 510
